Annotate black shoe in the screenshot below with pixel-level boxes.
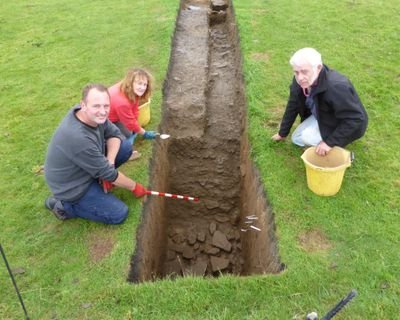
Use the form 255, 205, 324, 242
45, 196, 68, 220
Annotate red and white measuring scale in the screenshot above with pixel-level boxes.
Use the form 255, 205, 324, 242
145, 190, 199, 202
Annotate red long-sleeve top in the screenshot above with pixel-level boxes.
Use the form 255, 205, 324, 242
108, 82, 141, 133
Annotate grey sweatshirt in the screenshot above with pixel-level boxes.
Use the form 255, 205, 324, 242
44, 105, 123, 202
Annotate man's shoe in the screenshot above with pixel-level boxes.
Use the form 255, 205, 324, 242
45, 196, 68, 220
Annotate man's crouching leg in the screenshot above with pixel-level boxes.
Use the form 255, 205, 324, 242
62, 181, 129, 225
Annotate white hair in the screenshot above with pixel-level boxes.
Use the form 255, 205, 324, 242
289, 48, 322, 67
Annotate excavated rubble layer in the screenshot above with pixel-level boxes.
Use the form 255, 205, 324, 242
128, 0, 283, 282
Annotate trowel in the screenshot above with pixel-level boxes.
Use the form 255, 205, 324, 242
156, 133, 170, 139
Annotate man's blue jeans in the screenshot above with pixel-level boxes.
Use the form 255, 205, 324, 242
62, 139, 132, 224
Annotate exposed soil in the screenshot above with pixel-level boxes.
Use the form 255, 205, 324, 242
128, 0, 283, 282
298, 229, 332, 252
250, 52, 270, 62
87, 231, 115, 263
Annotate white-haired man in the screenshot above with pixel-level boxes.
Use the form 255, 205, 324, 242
272, 48, 368, 156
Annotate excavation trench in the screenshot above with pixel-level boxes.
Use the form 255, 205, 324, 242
128, 0, 283, 282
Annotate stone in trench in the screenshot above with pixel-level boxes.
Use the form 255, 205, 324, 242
205, 200, 219, 210
226, 229, 235, 240
168, 228, 177, 237
214, 62, 229, 69
187, 232, 197, 245
209, 222, 217, 235
212, 230, 232, 252
172, 232, 185, 244
182, 246, 195, 260
185, 258, 208, 276
164, 260, 182, 276
220, 202, 233, 213
210, 256, 230, 272
215, 215, 230, 223
205, 246, 220, 255
218, 223, 232, 235
193, 243, 200, 250
197, 231, 206, 242
169, 243, 184, 253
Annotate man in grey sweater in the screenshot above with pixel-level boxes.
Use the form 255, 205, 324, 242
44, 84, 148, 224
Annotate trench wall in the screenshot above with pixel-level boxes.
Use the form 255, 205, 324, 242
128, 0, 282, 282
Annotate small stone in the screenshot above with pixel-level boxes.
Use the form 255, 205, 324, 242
186, 259, 208, 276
187, 233, 197, 245
215, 215, 230, 223
209, 222, 217, 235
205, 247, 220, 255
220, 202, 233, 212
214, 62, 228, 69
169, 243, 184, 253
197, 231, 206, 242
81, 303, 92, 309
182, 246, 195, 260
212, 230, 232, 252
220, 50, 230, 57
205, 200, 219, 210
194, 243, 200, 250
172, 232, 185, 244
210, 256, 230, 272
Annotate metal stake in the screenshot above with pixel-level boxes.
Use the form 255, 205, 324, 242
0, 244, 30, 320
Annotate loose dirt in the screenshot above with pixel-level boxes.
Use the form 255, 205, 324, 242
128, 0, 283, 282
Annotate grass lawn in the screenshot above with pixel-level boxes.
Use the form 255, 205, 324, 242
1, 0, 399, 319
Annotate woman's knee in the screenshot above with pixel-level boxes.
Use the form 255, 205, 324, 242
115, 140, 133, 167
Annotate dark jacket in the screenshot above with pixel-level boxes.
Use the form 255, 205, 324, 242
278, 65, 368, 147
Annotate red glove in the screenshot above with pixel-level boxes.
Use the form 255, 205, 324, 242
132, 183, 148, 198
100, 179, 114, 193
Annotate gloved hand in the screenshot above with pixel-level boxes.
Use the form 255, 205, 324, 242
100, 179, 114, 193
131, 182, 148, 198
143, 131, 157, 140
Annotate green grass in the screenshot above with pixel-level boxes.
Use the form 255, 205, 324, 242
1, 0, 399, 319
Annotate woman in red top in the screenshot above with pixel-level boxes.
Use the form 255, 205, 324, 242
108, 68, 156, 159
